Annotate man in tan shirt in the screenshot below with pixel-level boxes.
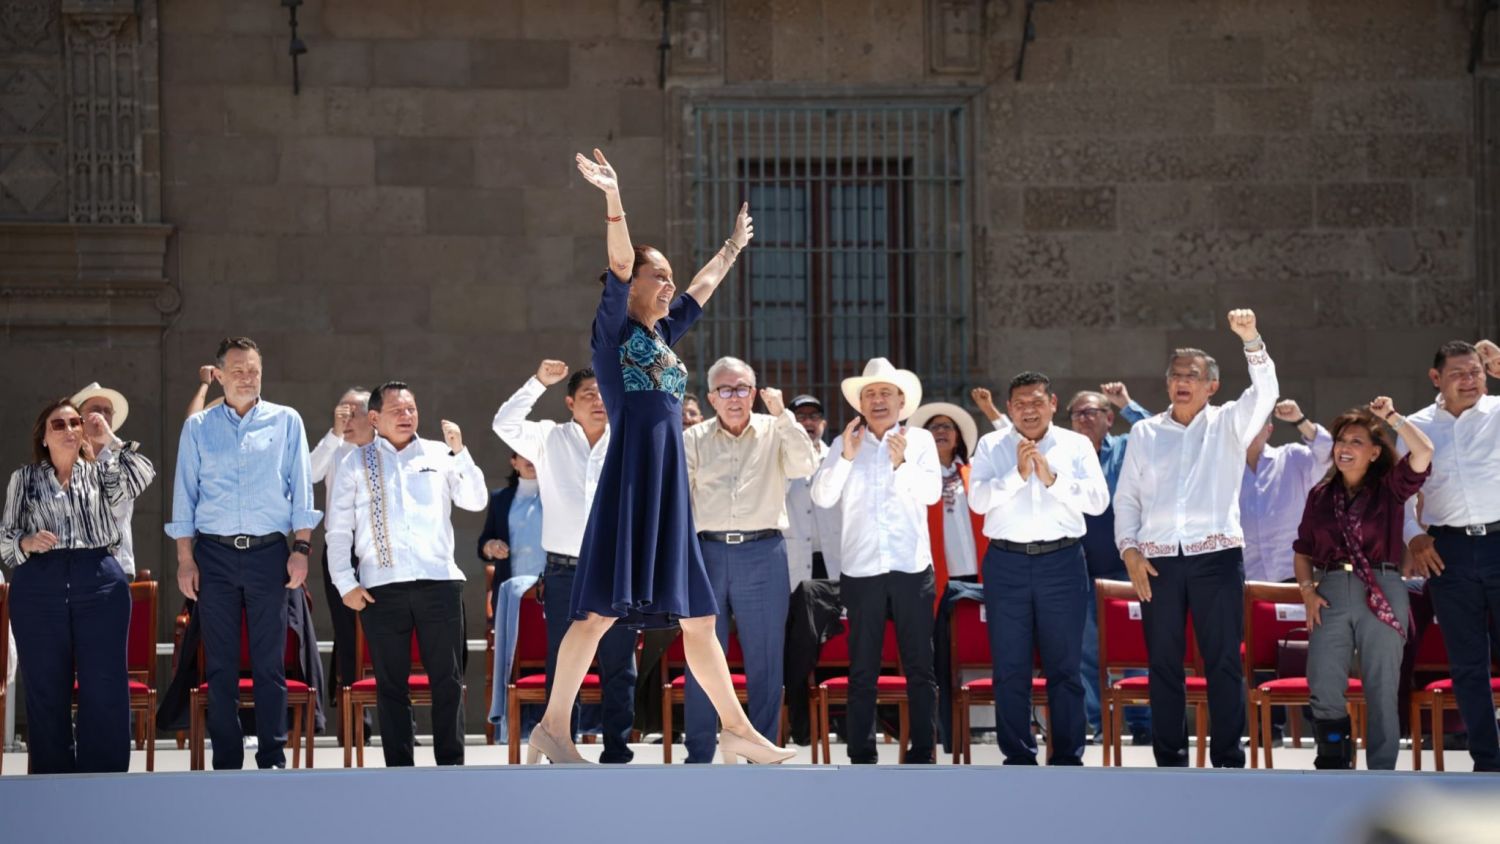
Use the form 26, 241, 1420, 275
682, 356, 819, 763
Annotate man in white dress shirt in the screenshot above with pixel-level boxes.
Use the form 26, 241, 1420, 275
1403, 338, 1500, 772
309, 387, 374, 743
1240, 398, 1332, 584
1114, 309, 1277, 768
970, 372, 1108, 765
493, 360, 637, 763
784, 395, 842, 585
811, 358, 942, 764
326, 381, 487, 767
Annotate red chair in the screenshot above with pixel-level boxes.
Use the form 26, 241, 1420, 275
345, 615, 464, 767
0, 583, 8, 774
1095, 579, 1209, 767
1244, 581, 1365, 769
813, 621, 906, 764
73, 580, 158, 770
657, 629, 787, 762
949, 597, 1051, 764
189, 610, 317, 770
506, 585, 608, 764
1409, 618, 1500, 772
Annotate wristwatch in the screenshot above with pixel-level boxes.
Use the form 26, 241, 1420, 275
292, 539, 312, 555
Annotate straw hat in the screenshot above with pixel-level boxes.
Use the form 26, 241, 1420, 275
839, 358, 923, 422
70, 382, 129, 432
907, 402, 979, 456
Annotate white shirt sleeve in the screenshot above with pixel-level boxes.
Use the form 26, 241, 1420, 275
492, 377, 555, 463
309, 430, 342, 485
326, 450, 360, 597
810, 438, 851, 509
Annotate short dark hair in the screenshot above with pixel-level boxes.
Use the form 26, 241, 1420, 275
1433, 340, 1479, 371
566, 368, 597, 397
599, 245, 663, 285
1008, 371, 1052, 398
31, 397, 78, 464
368, 380, 411, 414
215, 336, 260, 366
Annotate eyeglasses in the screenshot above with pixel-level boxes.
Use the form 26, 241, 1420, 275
48, 417, 85, 431
714, 385, 754, 399
794, 411, 823, 421
925, 422, 957, 433
1069, 408, 1108, 420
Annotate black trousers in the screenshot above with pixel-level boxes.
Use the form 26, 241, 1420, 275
1140, 548, 1246, 768
840, 568, 938, 763
361, 579, 466, 766
196, 537, 291, 770
320, 548, 371, 742
8, 547, 132, 774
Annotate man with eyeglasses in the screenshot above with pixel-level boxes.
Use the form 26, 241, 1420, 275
682, 356, 818, 763
1065, 385, 1151, 745
1401, 339, 1500, 771
1114, 309, 1277, 768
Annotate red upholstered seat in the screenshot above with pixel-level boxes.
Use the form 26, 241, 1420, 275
1423, 677, 1500, 693
961, 677, 1047, 693
514, 673, 600, 690
196, 678, 311, 694
669, 673, 748, 689
1114, 675, 1209, 692
348, 676, 434, 692
1256, 677, 1363, 694
821, 675, 908, 691
74, 680, 153, 695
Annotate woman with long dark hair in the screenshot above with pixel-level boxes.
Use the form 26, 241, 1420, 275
1, 397, 154, 773
1291, 398, 1432, 769
526, 149, 792, 764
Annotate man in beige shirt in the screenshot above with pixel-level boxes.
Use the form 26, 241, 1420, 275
682, 356, 818, 763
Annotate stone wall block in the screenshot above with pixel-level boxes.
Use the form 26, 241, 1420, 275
326, 88, 424, 136
1368, 133, 1469, 180
1022, 186, 1117, 232
375, 138, 475, 187
1211, 183, 1312, 230
328, 186, 426, 234
1168, 36, 1264, 84
470, 40, 572, 89
1315, 182, 1412, 228
372, 40, 472, 88
425, 188, 525, 235
278, 137, 376, 187
1214, 88, 1310, 133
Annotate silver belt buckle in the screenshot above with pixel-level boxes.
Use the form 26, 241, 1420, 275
1467, 524, 1488, 536
233, 535, 251, 550
1025, 543, 1040, 555
725, 532, 744, 545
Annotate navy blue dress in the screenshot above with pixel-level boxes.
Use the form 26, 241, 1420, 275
570, 270, 719, 628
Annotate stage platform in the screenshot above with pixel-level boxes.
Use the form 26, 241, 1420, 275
3, 744, 1499, 844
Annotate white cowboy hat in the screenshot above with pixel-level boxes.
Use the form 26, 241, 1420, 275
70, 382, 129, 432
840, 358, 923, 421
907, 402, 979, 456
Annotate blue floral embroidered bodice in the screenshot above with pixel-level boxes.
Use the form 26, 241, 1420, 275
619, 321, 687, 401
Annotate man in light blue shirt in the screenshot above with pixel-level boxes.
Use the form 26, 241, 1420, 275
166, 336, 321, 769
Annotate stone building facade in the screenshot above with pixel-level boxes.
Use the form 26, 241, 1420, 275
0, 0, 1493, 728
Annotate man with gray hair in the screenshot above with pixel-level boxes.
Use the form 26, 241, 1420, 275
1114, 310, 1278, 768
310, 386, 375, 745
682, 356, 818, 763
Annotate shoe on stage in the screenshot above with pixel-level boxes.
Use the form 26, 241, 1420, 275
719, 730, 796, 765
527, 724, 591, 765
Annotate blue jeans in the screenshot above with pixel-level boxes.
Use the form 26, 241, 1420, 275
685, 535, 790, 763
983, 543, 1089, 765
1425, 530, 1500, 771
543, 560, 637, 763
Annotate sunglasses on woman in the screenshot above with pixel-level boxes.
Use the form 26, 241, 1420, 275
48, 417, 85, 431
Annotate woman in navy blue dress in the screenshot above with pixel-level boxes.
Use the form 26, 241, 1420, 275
527, 149, 794, 765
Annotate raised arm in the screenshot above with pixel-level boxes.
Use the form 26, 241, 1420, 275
1370, 396, 1433, 474
576, 148, 633, 279
686, 202, 753, 308
1225, 309, 1279, 446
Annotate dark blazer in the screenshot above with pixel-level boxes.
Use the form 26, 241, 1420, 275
480, 484, 518, 613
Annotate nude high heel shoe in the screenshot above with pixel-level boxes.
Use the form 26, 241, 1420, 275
527, 723, 590, 765
719, 730, 796, 765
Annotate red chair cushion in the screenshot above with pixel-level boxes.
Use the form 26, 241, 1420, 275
821, 675, 908, 691
74, 680, 153, 695
1114, 676, 1209, 691
195, 679, 311, 694
960, 677, 1048, 692
513, 673, 600, 690
1422, 677, 1500, 693
349, 676, 431, 692
1256, 677, 1363, 694
669, 673, 748, 689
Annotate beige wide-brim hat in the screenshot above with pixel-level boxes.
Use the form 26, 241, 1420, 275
840, 357, 923, 422
71, 382, 129, 431
908, 402, 979, 456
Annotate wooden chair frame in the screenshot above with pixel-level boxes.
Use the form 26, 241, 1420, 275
657, 628, 787, 763
948, 597, 1051, 764
812, 620, 907, 765
344, 615, 464, 767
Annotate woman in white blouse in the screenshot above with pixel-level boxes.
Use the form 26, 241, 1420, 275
0, 398, 154, 774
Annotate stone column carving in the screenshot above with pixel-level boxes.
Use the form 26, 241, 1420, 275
927, 0, 986, 76
0, 0, 66, 220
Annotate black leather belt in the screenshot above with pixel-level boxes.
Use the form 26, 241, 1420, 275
991, 536, 1081, 556
1430, 521, 1500, 538
545, 552, 579, 568
1314, 560, 1401, 575
699, 529, 780, 545
199, 532, 285, 551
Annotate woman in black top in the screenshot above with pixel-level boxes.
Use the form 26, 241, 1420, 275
1, 398, 154, 773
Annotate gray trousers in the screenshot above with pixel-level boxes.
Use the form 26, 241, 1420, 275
1307, 569, 1408, 770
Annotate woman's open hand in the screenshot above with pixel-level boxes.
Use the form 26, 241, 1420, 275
575, 148, 619, 194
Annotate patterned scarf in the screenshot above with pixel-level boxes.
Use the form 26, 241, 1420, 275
361, 443, 395, 569
1332, 484, 1404, 639
941, 460, 964, 512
